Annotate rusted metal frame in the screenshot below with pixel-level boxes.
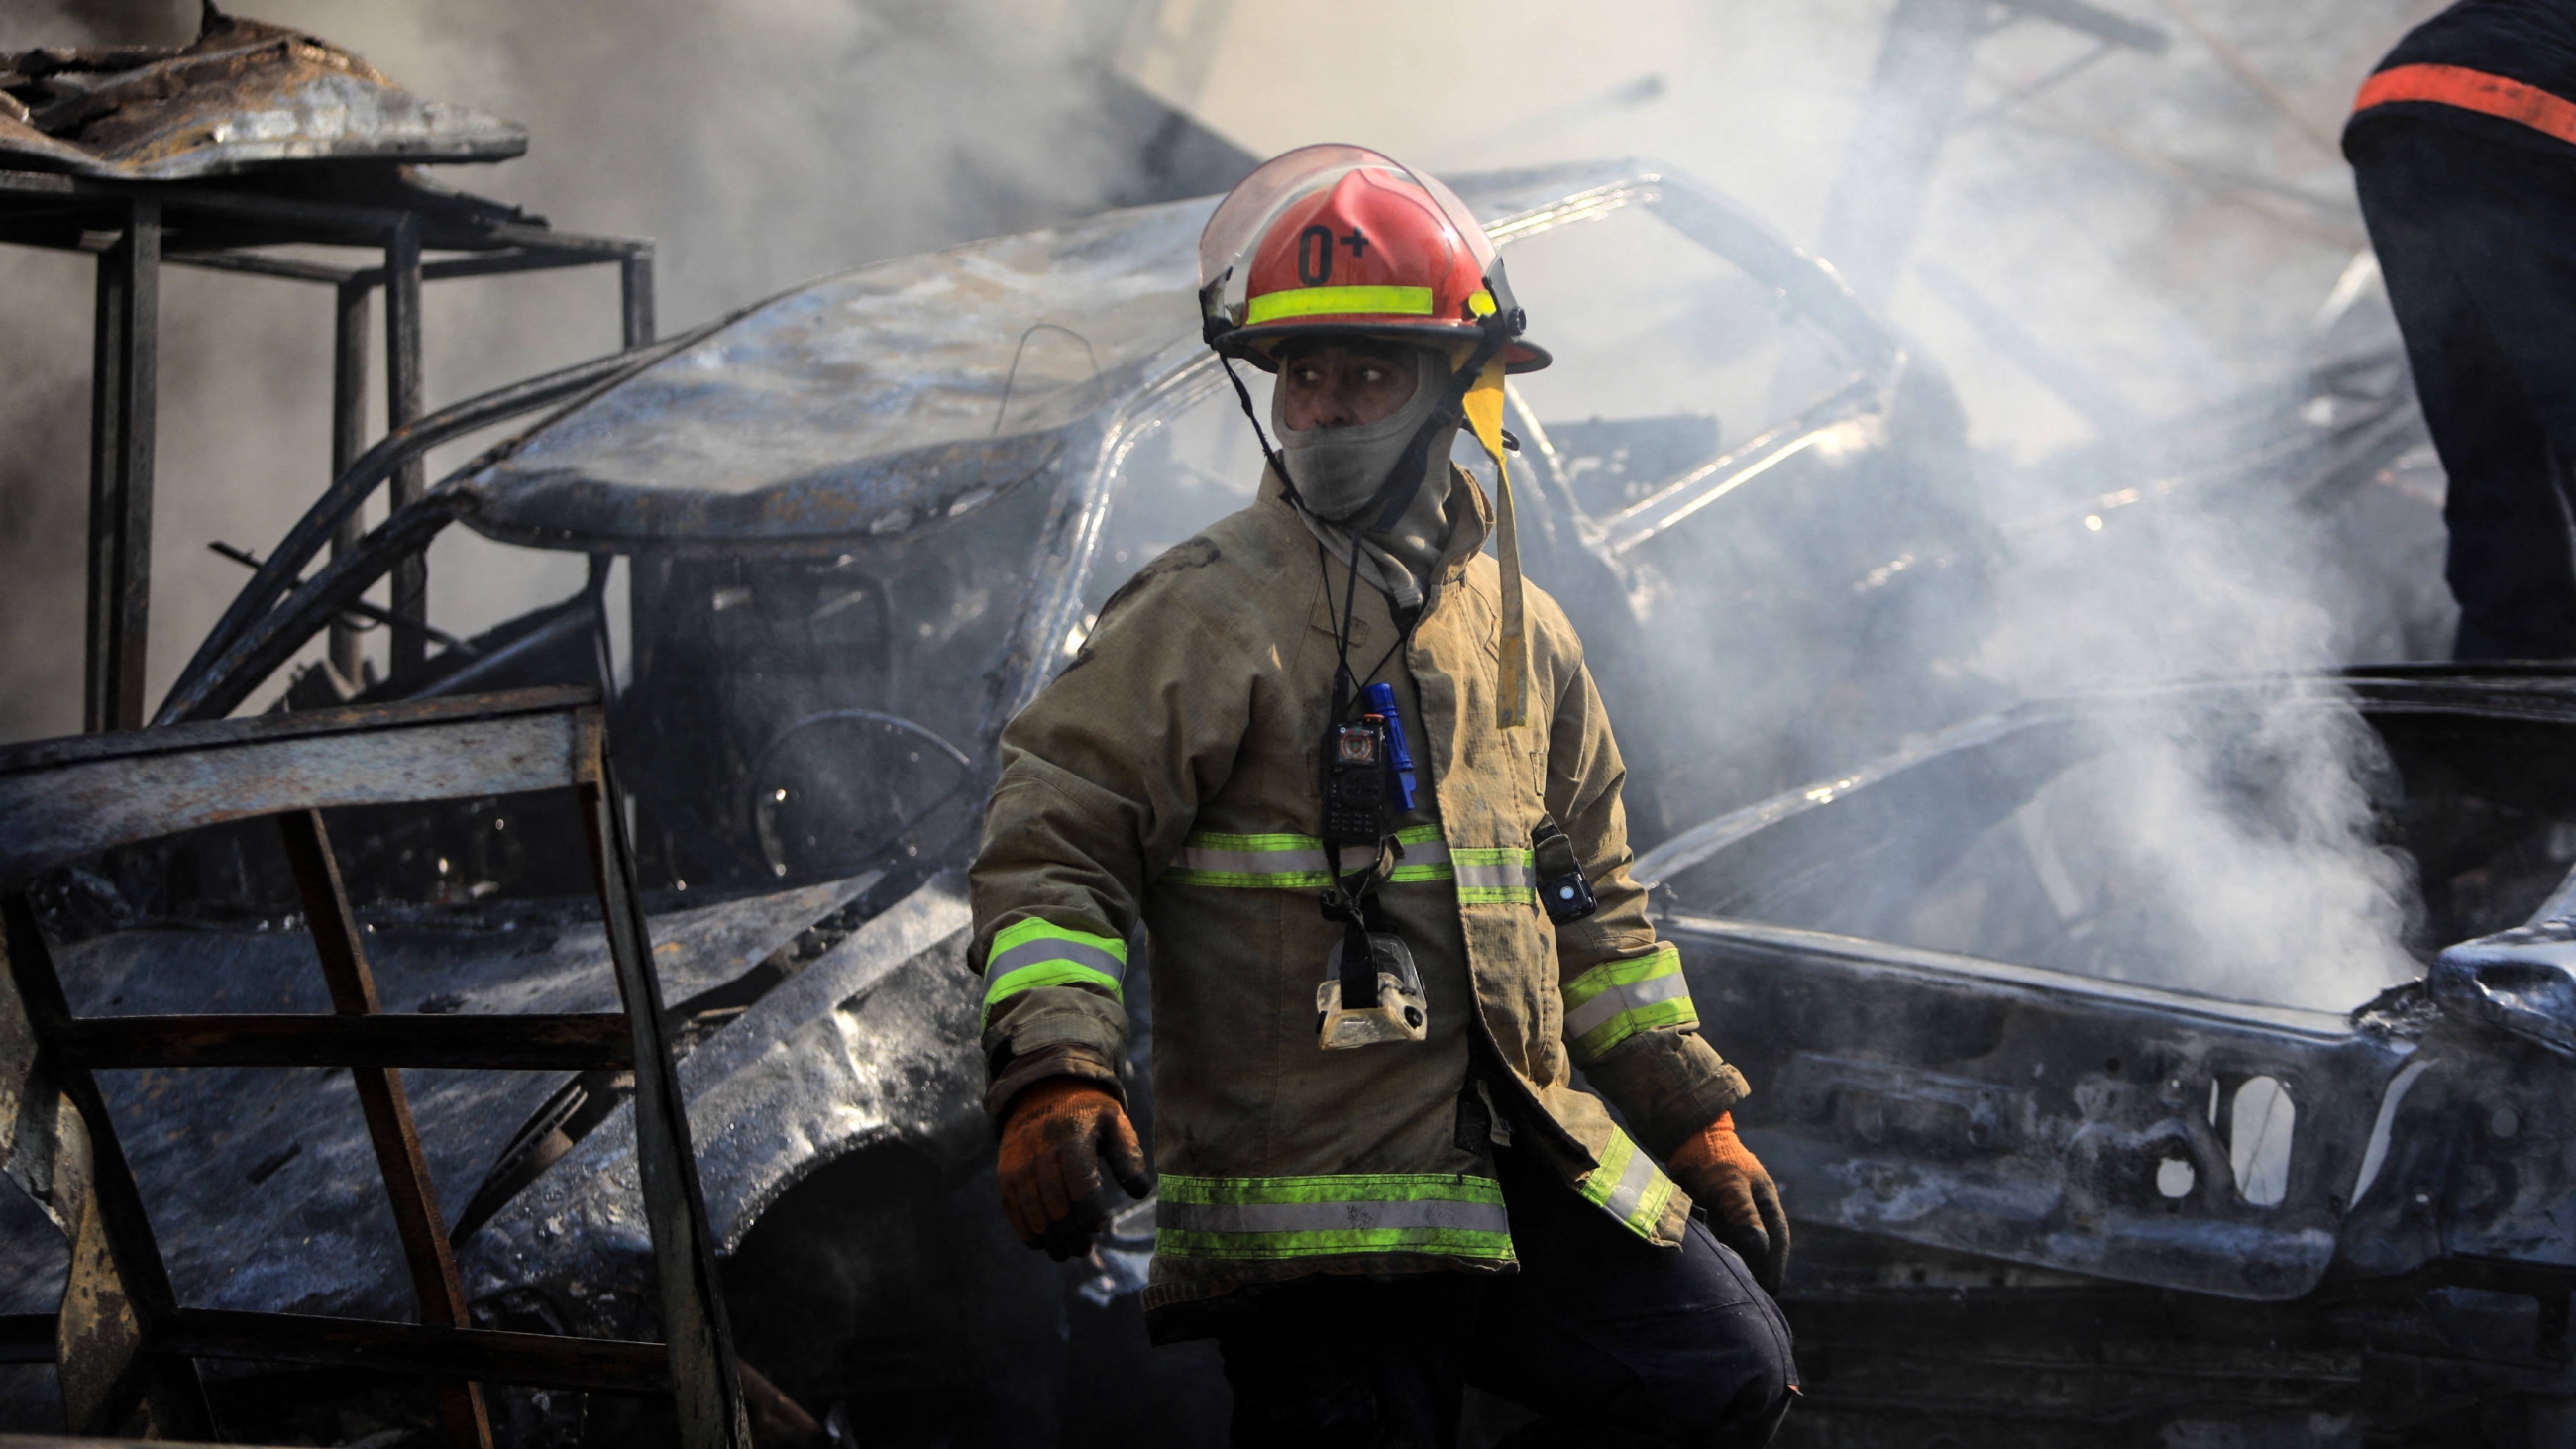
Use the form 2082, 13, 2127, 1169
579, 746, 752, 1448
0, 171, 654, 259
0, 690, 598, 892
82, 196, 157, 735
475, 221, 652, 258
161, 248, 354, 284
332, 272, 373, 688
0, 897, 212, 1436
0, 167, 405, 247
167, 246, 636, 287
61, 1012, 634, 1070
384, 215, 429, 682
1, 685, 597, 777
158, 326, 720, 726
276, 809, 491, 1448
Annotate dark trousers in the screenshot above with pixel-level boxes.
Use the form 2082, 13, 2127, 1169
1212, 1147, 1796, 1448
2354, 120, 2576, 660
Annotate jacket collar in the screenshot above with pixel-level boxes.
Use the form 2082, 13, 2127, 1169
1260, 463, 1492, 585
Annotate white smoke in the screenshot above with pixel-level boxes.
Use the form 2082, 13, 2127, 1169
1, 0, 2461, 1006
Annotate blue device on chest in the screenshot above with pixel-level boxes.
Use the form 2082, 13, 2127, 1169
1361, 681, 1420, 813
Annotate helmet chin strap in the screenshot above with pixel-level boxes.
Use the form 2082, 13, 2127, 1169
1459, 351, 1528, 729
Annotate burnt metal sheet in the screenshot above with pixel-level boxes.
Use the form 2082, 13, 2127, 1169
455, 198, 1208, 552
2429, 919, 2576, 1059
0, 873, 869, 1326
0, 11, 524, 182
1645, 668, 2576, 1301
1672, 912, 2409, 1300
459, 875, 979, 1336
0, 693, 596, 892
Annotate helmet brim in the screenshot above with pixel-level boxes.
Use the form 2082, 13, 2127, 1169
1214, 320, 1551, 374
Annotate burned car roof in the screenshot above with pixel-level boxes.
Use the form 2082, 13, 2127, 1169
455, 197, 1208, 552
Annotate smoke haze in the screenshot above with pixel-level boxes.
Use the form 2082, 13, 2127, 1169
1, 0, 2461, 1004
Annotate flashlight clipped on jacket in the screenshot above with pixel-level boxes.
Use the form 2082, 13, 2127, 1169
1361, 681, 1419, 812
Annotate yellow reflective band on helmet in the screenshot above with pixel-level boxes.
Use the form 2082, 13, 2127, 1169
1578, 1126, 1678, 1242
1155, 1172, 1516, 1262
1561, 943, 1698, 1061
980, 917, 1127, 1028
1245, 284, 1437, 325
1166, 825, 1450, 888
1451, 846, 1536, 905
1466, 289, 1498, 317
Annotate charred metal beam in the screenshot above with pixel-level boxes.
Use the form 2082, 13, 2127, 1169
582, 753, 753, 1448
83, 196, 157, 734
1999, 0, 2170, 53
208, 540, 479, 659
62, 1013, 636, 1072
278, 808, 491, 1448
0, 693, 749, 1441
158, 320, 727, 726
0, 687, 601, 892
331, 275, 373, 685
0, 898, 212, 1435
161, 1310, 674, 1394
166, 245, 651, 286
622, 246, 656, 349
384, 215, 428, 682
1594, 372, 1883, 557
0, 1308, 678, 1393
1817, 0, 1984, 304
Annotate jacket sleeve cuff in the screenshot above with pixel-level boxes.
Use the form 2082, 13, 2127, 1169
984, 1044, 1125, 1120
1582, 1029, 1750, 1159
981, 984, 1129, 1119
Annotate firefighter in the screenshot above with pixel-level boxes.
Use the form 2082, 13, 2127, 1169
970, 146, 1795, 1446
2347, 0, 2576, 659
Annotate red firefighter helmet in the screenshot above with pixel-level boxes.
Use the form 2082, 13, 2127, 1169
1199, 144, 1549, 373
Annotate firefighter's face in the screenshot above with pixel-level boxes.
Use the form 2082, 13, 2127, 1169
1277, 344, 1420, 430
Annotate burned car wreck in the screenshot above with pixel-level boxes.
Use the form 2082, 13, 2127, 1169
0, 137, 2547, 1447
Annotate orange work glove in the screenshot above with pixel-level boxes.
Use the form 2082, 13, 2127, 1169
998, 1078, 1152, 1261
1666, 1111, 1790, 1294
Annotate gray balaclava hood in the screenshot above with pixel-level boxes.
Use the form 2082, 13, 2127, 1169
1272, 348, 1460, 608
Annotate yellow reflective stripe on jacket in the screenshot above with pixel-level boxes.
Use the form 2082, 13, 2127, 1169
1579, 1126, 1679, 1242
1561, 943, 1697, 1061
980, 917, 1127, 1028
1166, 825, 1450, 888
1244, 284, 1437, 325
1155, 1172, 1515, 1262
1452, 846, 1536, 905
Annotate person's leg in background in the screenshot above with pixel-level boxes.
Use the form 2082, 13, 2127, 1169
2355, 121, 2576, 660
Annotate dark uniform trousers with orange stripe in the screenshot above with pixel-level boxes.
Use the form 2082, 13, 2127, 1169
2348, 5, 2576, 658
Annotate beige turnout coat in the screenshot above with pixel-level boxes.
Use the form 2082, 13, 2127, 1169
970, 466, 1748, 1313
